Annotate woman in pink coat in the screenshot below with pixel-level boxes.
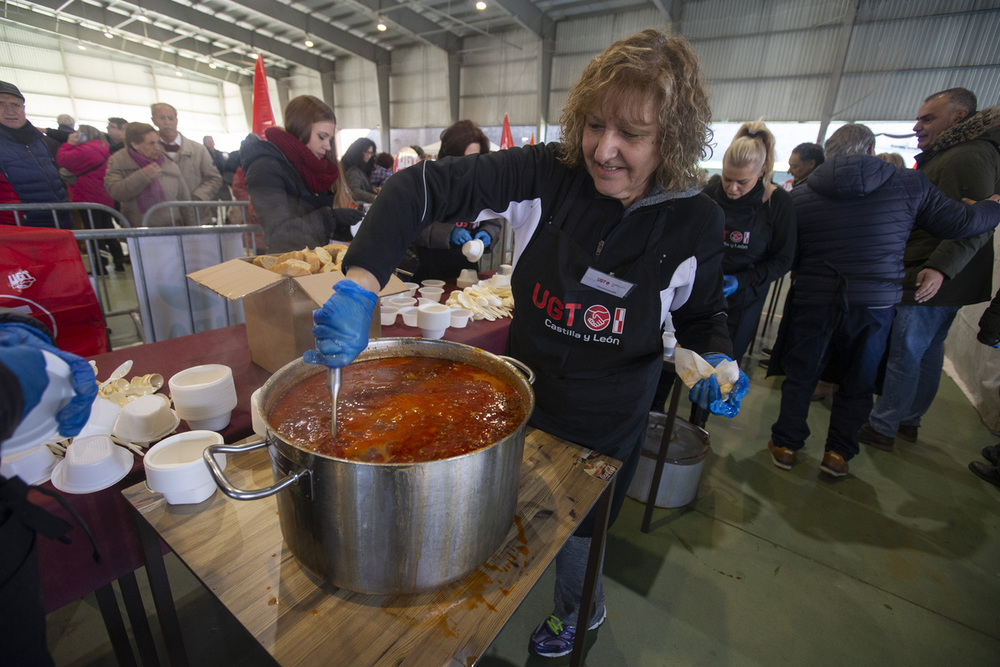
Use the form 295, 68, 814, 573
57, 124, 125, 273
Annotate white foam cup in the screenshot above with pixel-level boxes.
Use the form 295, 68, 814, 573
457, 269, 479, 288
418, 303, 451, 339
499, 264, 513, 276
169, 364, 237, 423
462, 238, 484, 262
250, 388, 266, 437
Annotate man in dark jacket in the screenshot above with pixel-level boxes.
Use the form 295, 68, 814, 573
860, 88, 1000, 451
0, 81, 71, 228
767, 124, 1000, 478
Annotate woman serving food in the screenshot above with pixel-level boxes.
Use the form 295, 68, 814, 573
305, 29, 749, 658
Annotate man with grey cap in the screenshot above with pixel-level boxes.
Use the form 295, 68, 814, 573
0, 81, 71, 228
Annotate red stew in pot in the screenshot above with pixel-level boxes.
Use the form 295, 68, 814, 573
267, 357, 526, 463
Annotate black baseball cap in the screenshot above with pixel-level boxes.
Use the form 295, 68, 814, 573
0, 81, 25, 101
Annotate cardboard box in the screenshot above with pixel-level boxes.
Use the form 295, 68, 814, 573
188, 258, 406, 373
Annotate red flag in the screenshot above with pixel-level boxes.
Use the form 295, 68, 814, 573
252, 56, 277, 137
530, 132, 535, 146
499, 114, 514, 150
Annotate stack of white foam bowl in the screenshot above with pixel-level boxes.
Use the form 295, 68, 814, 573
50, 434, 134, 494
168, 364, 238, 431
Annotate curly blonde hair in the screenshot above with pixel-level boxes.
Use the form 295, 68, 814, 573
559, 30, 712, 193
724, 119, 776, 184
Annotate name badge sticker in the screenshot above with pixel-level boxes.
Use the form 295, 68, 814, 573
580, 267, 635, 298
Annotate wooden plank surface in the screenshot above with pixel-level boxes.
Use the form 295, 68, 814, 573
124, 428, 618, 666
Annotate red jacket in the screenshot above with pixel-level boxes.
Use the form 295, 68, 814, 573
56, 140, 113, 208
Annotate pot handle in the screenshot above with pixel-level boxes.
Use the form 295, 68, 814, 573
499, 355, 535, 385
203, 437, 310, 501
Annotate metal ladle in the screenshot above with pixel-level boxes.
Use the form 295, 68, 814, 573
328, 368, 342, 439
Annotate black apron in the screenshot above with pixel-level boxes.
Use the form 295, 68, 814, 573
507, 206, 667, 469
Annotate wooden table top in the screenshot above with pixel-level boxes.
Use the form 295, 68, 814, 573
123, 428, 618, 666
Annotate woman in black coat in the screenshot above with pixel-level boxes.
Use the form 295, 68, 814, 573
341, 137, 378, 205
241, 96, 360, 254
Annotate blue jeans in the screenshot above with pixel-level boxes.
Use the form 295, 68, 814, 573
771, 303, 895, 459
868, 304, 961, 437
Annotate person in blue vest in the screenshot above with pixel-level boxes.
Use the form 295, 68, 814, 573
0, 81, 71, 229
303, 30, 750, 658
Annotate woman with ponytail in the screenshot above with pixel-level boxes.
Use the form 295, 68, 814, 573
706, 120, 796, 362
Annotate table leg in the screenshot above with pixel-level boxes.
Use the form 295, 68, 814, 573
137, 514, 189, 667
93, 582, 138, 667
118, 571, 161, 667
570, 475, 616, 667
642, 375, 684, 532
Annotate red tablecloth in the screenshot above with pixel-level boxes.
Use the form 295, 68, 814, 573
35, 324, 269, 612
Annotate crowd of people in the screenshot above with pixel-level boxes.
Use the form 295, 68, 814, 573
2, 26, 1000, 663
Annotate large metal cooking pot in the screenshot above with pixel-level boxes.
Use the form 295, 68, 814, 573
204, 338, 534, 594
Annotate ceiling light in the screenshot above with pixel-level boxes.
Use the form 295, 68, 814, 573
304, 37, 314, 48
137, 12, 150, 23
250, 52, 259, 60
208, 61, 218, 69
103, 28, 113, 38
77, 41, 87, 50
476, 1, 487, 9
376, 16, 387, 31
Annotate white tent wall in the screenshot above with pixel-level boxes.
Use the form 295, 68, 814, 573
0, 22, 249, 149
547, 7, 669, 142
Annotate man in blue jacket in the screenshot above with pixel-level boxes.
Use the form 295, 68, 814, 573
860, 88, 1000, 451
0, 81, 71, 228
767, 123, 1000, 478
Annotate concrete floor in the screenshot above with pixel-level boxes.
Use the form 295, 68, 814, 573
46, 264, 1000, 665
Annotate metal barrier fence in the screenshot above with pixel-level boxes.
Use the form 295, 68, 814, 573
2, 201, 257, 346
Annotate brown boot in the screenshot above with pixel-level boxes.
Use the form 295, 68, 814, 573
858, 422, 894, 452
820, 450, 849, 477
768, 440, 796, 470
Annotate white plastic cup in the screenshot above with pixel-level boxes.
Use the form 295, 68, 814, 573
449, 308, 473, 329
418, 286, 444, 302
403, 282, 419, 297
387, 296, 417, 308
144, 430, 226, 505
418, 303, 451, 339
381, 307, 399, 326
113, 394, 178, 443
420, 279, 446, 288
457, 269, 479, 288
462, 238, 484, 262
401, 306, 419, 327
499, 264, 513, 276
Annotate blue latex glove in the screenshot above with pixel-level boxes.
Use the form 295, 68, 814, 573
304, 280, 378, 369
688, 353, 750, 418
0, 322, 97, 437
474, 230, 492, 249
722, 275, 739, 297
450, 227, 473, 246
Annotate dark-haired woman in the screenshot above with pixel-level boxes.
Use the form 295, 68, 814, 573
341, 137, 378, 205
240, 95, 361, 254
410, 120, 504, 281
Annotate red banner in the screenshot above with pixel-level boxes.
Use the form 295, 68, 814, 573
499, 114, 514, 150
252, 57, 277, 137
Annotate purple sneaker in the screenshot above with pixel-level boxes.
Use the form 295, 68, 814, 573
528, 607, 607, 658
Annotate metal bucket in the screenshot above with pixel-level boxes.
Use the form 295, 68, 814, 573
205, 338, 535, 594
626, 412, 710, 508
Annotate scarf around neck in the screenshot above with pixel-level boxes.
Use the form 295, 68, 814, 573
127, 146, 166, 213
265, 126, 339, 194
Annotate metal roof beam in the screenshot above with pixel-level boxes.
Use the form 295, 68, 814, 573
29, 0, 325, 71
492, 0, 555, 38
0, 14, 251, 85
344, 0, 462, 53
